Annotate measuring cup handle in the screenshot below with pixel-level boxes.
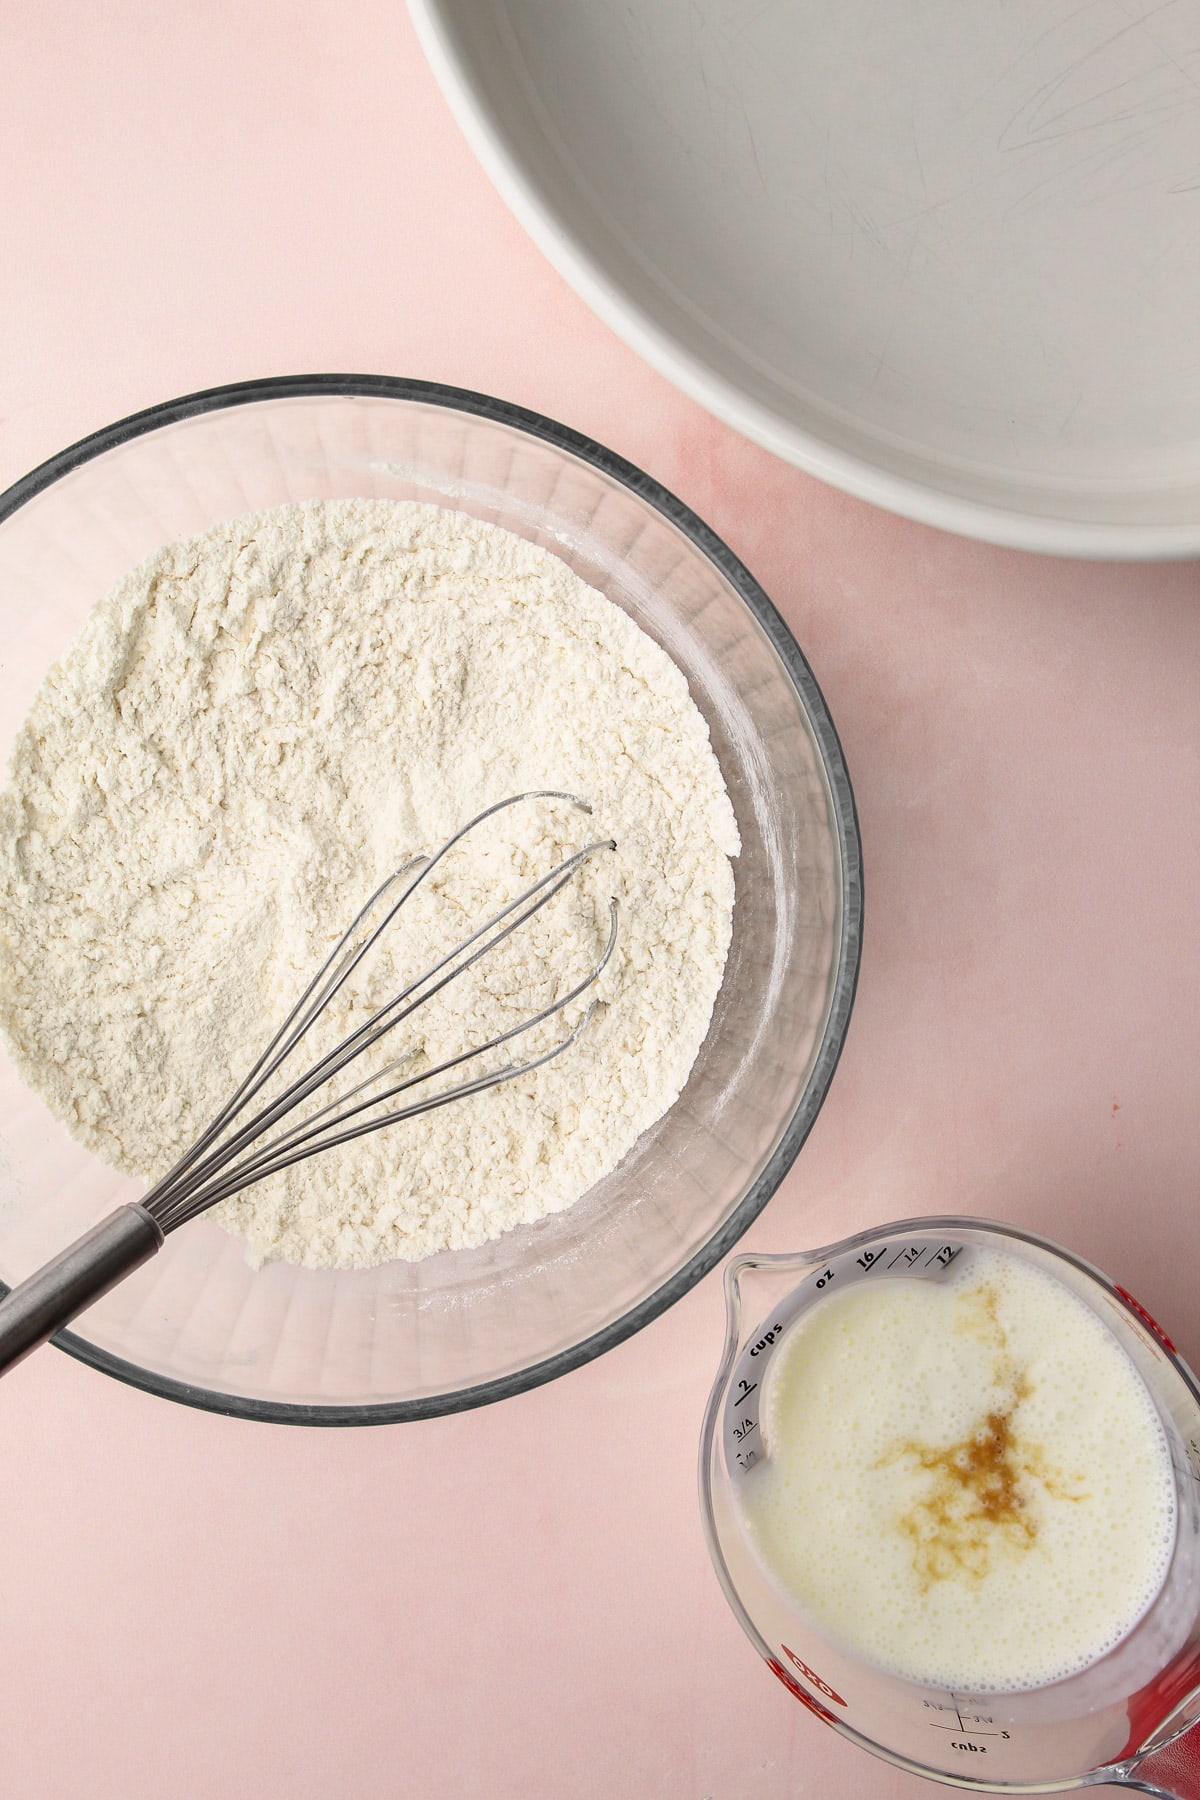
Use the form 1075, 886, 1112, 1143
1119, 1724, 1200, 1797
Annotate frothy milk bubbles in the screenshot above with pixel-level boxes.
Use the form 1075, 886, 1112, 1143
736, 1247, 1177, 1693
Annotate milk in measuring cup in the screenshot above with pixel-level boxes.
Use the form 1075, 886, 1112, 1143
736, 1246, 1177, 1693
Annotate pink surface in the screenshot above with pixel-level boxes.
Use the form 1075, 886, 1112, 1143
2, 4, 1200, 1796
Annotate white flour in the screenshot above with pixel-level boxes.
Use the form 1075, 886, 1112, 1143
0, 500, 738, 1268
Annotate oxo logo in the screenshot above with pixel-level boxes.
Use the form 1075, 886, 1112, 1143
766, 1658, 837, 1724
764, 1643, 848, 1721
781, 1644, 846, 1705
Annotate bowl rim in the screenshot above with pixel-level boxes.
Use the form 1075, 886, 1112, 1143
0, 373, 863, 1424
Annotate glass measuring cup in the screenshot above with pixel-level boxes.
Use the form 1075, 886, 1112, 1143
700, 1218, 1200, 1795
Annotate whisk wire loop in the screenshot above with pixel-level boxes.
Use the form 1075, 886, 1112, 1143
146, 790, 591, 1208
156, 902, 618, 1227
147, 838, 611, 1227
147, 795, 615, 1232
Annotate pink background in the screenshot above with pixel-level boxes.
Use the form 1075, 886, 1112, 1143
3, 4, 1200, 1796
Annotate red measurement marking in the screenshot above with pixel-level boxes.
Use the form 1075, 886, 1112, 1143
766, 1658, 837, 1724
781, 1644, 846, 1706
1115, 1287, 1178, 1354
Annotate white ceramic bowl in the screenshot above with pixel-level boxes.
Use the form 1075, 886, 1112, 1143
411, 0, 1200, 558
0, 377, 861, 1422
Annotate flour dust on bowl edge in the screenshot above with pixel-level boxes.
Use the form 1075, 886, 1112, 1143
410, 0, 1200, 558
0, 377, 861, 1422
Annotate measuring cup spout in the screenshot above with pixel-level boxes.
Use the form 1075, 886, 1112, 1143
720, 1250, 819, 1373
721, 1222, 908, 1367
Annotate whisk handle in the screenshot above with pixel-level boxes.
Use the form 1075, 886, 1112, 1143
0, 1204, 163, 1377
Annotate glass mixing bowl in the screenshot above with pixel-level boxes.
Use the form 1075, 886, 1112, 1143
0, 377, 861, 1422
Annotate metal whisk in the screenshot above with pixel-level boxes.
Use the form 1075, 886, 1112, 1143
0, 792, 617, 1377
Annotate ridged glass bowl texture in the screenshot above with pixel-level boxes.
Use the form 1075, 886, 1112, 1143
0, 378, 861, 1421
